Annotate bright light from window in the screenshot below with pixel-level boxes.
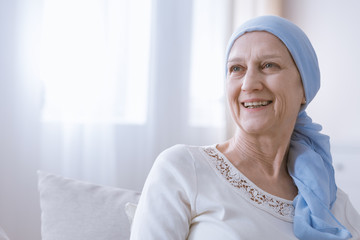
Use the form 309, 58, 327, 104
189, 0, 230, 127
40, 0, 151, 124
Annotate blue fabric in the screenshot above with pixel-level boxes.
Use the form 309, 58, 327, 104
225, 15, 351, 239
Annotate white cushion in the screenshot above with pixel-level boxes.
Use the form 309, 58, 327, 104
38, 171, 141, 240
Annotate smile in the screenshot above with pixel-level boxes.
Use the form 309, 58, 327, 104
243, 101, 272, 109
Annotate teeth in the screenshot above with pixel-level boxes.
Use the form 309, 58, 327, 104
244, 101, 271, 108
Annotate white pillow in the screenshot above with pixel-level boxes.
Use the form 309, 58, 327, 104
38, 171, 141, 240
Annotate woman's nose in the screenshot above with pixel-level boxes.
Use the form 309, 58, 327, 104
241, 68, 263, 92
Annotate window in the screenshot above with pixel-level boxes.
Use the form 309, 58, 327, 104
40, 0, 151, 124
189, 0, 231, 127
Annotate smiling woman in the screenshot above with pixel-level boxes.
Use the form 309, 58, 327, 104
130, 16, 360, 240
226, 32, 305, 137
2, 0, 360, 240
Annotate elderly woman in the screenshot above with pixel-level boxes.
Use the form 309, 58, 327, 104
130, 16, 360, 239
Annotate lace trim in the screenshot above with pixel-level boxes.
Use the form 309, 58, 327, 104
202, 146, 295, 221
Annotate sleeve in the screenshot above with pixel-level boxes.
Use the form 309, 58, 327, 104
331, 188, 360, 239
130, 145, 197, 240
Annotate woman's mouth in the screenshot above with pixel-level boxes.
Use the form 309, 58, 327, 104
243, 101, 272, 109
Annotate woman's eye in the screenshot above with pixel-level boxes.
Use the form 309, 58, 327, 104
231, 66, 242, 72
264, 63, 274, 68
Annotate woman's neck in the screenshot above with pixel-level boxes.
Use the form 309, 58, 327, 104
217, 129, 297, 200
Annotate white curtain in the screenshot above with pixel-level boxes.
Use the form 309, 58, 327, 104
0, 0, 282, 239
39, 0, 234, 191
39, 0, 153, 188
0, 0, 43, 239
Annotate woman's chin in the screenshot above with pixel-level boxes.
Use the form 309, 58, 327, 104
240, 126, 270, 135
238, 119, 274, 135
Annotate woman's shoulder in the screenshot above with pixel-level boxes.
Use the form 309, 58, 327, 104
156, 144, 207, 164
151, 144, 214, 178
333, 188, 357, 212
158, 144, 193, 157
151, 144, 200, 172
332, 188, 360, 238
160, 144, 205, 155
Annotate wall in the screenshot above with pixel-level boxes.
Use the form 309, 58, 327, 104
284, 0, 360, 211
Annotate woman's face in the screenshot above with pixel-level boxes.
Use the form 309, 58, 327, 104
226, 31, 305, 136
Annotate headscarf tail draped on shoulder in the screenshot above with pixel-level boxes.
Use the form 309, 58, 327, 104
225, 16, 351, 240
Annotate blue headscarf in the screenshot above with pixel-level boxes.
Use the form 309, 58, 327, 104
225, 15, 351, 239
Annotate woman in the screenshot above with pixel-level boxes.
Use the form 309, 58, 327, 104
130, 16, 360, 239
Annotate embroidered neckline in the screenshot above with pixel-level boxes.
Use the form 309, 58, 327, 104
202, 146, 295, 222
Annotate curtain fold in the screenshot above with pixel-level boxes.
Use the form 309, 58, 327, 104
39, 0, 283, 190
0, 0, 43, 239
0, 0, 285, 239
39, 0, 230, 190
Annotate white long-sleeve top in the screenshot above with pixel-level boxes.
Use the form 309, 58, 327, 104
130, 144, 360, 239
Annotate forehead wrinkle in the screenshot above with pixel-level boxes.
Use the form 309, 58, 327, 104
227, 32, 290, 64
227, 53, 283, 65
